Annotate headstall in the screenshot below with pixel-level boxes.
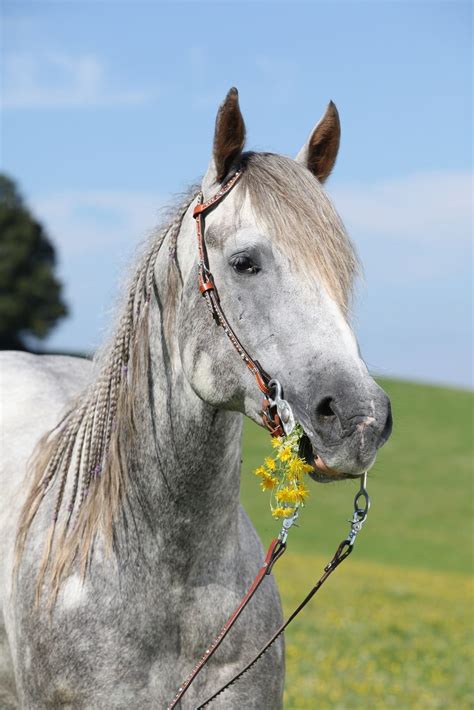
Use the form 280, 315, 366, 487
192, 170, 294, 439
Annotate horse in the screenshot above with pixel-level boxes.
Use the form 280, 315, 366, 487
0, 88, 392, 709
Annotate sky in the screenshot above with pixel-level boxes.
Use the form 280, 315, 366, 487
1, 0, 472, 388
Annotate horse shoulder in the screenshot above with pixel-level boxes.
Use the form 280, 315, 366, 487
0, 352, 92, 576
0, 351, 92, 456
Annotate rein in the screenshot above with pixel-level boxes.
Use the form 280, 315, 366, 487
167, 172, 372, 709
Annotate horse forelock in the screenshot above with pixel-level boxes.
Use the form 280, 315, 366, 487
241, 152, 359, 314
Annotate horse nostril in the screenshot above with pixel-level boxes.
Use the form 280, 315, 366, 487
380, 401, 393, 445
316, 397, 337, 420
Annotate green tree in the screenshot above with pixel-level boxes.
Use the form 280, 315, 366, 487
0, 174, 68, 350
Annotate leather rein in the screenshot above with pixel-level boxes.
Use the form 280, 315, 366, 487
167, 171, 371, 709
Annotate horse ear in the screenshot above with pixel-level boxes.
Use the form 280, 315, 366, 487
295, 101, 341, 183
202, 87, 246, 193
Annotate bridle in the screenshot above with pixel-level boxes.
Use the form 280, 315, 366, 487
192, 169, 295, 439
167, 170, 371, 709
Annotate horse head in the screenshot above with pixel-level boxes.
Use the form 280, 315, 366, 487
177, 87, 392, 481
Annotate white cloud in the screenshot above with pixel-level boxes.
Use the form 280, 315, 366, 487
3, 52, 154, 109
32, 190, 164, 253
327, 171, 472, 386
330, 171, 472, 244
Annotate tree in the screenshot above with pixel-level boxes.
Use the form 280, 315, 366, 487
0, 174, 68, 350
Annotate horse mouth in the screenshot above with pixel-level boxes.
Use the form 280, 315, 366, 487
298, 433, 360, 483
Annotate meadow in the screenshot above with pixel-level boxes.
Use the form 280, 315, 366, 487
240, 379, 473, 709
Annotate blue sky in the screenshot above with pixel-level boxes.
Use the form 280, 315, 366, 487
2, 1, 472, 387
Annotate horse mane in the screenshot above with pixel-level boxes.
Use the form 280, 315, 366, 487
14, 186, 199, 604
15, 153, 358, 604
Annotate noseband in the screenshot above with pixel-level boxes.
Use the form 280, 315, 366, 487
193, 170, 294, 438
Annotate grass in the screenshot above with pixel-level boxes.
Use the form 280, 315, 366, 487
240, 378, 473, 708
277, 555, 472, 709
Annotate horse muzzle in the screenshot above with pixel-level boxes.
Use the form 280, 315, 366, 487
297, 381, 393, 482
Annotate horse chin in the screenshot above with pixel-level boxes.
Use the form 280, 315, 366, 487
298, 433, 365, 483
308, 465, 361, 483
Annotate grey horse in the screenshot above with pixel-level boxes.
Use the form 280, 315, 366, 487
0, 88, 392, 709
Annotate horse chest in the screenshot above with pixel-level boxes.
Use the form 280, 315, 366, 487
15, 559, 282, 709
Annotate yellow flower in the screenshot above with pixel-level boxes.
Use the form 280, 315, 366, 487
265, 457, 276, 471
296, 484, 310, 503
260, 473, 279, 491
288, 456, 313, 481
276, 485, 299, 504
254, 424, 310, 523
272, 506, 296, 519
277, 446, 293, 462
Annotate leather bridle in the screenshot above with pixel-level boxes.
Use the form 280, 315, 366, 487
193, 169, 291, 439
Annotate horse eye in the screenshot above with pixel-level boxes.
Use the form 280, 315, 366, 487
231, 255, 260, 275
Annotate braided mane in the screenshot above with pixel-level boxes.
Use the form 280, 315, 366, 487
14, 187, 198, 603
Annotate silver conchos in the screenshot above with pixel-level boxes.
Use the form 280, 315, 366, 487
267, 379, 296, 436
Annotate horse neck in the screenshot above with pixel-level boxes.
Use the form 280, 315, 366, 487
125, 226, 243, 565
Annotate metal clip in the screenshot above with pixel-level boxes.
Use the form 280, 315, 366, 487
346, 472, 371, 547
267, 379, 296, 436
278, 508, 299, 545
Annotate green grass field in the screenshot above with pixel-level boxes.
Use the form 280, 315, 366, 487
240, 379, 473, 709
